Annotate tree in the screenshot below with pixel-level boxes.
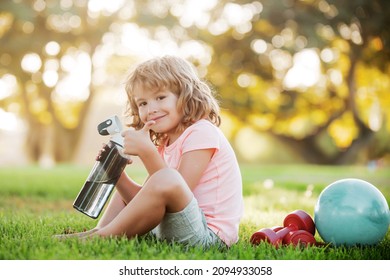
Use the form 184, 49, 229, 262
0, 0, 214, 164
1, 0, 389, 165
0, 0, 122, 163
202, 0, 390, 164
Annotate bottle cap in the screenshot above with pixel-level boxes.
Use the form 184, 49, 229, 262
97, 115, 124, 147
110, 133, 124, 147
98, 116, 122, 136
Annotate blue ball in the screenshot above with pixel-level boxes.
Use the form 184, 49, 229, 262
314, 178, 389, 246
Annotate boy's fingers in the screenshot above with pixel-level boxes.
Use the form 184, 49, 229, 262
142, 120, 155, 131
120, 121, 154, 137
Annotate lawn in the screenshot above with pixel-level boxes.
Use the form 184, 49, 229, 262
0, 163, 389, 260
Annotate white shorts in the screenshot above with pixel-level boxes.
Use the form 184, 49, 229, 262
152, 196, 224, 248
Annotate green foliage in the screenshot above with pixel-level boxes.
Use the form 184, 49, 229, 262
1, 0, 390, 165
0, 164, 388, 260
206, 0, 390, 164
0, 0, 123, 162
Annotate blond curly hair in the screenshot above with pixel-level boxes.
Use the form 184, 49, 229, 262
124, 55, 221, 146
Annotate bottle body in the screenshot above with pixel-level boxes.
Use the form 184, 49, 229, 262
73, 141, 128, 219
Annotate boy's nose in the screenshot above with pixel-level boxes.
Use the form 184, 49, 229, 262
147, 104, 158, 114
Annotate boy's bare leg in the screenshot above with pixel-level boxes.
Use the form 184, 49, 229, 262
52, 228, 99, 240
96, 191, 127, 228
93, 168, 193, 239
53, 191, 126, 240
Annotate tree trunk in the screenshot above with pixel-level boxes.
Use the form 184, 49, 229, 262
261, 45, 375, 165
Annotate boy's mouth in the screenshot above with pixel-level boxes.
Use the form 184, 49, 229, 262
149, 114, 166, 122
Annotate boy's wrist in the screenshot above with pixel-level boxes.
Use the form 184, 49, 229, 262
137, 142, 156, 159
139, 147, 167, 175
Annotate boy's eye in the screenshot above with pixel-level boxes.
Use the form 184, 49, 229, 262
138, 101, 147, 107
157, 96, 166, 101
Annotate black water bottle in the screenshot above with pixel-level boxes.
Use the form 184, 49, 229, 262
73, 116, 129, 219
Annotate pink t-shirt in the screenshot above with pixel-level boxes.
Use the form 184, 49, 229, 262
158, 119, 243, 246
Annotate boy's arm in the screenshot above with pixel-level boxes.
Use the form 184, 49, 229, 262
138, 147, 167, 176
121, 120, 167, 176
115, 172, 142, 204
177, 148, 214, 191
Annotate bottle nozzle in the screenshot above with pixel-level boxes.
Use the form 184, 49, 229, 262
97, 116, 122, 136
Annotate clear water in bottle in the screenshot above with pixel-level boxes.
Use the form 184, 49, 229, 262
73, 141, 128, 219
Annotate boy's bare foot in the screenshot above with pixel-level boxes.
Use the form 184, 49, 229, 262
52, 228, 99, 240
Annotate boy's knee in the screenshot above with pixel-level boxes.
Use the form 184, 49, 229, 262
153, 168, 181, 180
146, 168, 193, 212
148, 168, 187, 192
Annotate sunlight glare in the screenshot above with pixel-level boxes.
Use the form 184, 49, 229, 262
269, 49, 292, 71
43, 70, 59, 88
21, 53, 42, 73
0, 74, 17, 100
180, 40, 210, 62
320, 48, 335, 63
171, 0, 217, 28
283, 49, 320, 89
327, 69, 343, 86
43, 59, 59, 87
54, 51, 91, 102
121, 23, 154, 56
208, 19, 229, 36
45, 41, 61, 56
118, 0, 224, 58
237, 73, 252, 88
0, 109, 18, 131
251, 39, 267, 54
223, 2, 258, 27
88, 0, 125, 14
369, 100, 382, 131
263, 179, 274, 189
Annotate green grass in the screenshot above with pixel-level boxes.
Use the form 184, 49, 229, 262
0, 164, 389, 260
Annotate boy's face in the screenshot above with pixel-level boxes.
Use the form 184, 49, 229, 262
133, 85, 183, 143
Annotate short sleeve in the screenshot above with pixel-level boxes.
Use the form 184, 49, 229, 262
181, 121, 220, 154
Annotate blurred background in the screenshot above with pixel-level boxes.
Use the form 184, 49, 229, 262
1, 0, 390, 168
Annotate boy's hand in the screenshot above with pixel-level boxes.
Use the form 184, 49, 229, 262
121, 120, 156, 158
96, 143, 109, 161
96, 143, 133, 164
